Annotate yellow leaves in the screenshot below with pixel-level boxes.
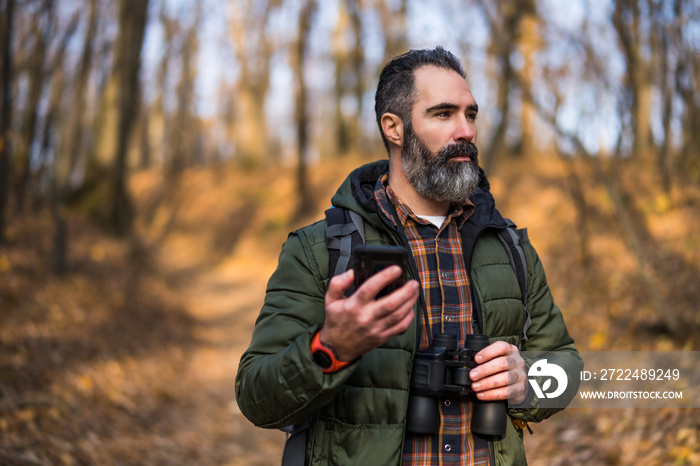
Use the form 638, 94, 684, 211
676, 427, 697, 444
0, 254, 10, 272
149, 205, 174, 237
669, 427, 700, 464
58, 452, 76, 466
655, 337, 676, 351
16, 408, 36, 423
589, 331, 608, 350
49, 304, 64, 322
77, 374, 94, 394
671, 448, 697, 465
89, 245, 105, 262
654, 193, 672, 214
595, 415, 613, 436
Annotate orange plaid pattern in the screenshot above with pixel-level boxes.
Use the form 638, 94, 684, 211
374, 174, 490, 466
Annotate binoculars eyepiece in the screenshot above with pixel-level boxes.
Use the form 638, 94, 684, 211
405, 333, 507, 436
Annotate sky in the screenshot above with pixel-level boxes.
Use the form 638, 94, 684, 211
136, 0, 680, 160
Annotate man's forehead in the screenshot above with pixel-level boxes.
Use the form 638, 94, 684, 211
413, 65, 475, 106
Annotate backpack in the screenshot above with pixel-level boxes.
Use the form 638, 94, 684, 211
281, 207, 532, 466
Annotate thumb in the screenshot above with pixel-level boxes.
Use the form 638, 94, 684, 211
326, 269, 354, 303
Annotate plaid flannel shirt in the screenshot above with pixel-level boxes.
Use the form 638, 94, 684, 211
374, 174, 490, 466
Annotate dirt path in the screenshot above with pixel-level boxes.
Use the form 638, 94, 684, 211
155, 247, 286, 465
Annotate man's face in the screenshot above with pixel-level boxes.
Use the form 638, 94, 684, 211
401, 66, 481, 203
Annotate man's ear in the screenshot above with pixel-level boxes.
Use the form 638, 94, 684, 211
381, 113, 404, 148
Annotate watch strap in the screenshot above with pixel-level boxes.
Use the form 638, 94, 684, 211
311, 331, 351, 373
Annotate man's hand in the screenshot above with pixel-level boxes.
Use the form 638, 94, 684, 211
469, 341, 529, 404
320, 267, 419, 362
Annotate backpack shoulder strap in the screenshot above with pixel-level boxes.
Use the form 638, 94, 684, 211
281, 419, 312, 466
280, 208, 365, 465
324, 207, 365, 277
497, 219, 532, 346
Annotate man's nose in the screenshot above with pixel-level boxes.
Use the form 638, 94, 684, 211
454, 114, 476, 142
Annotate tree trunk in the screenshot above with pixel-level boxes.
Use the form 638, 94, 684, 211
516, 0, 538, 158
333, 53, 350, 155
169, 4, 200, 178
229, 0, 276, 165
293, 0, 316, 219
674, 0, 700, 183
151, 3, 175, 168
349, 0, 364, 154
378, 0, 408, 64
612, 0, 654, 159
0, 0, 15, 244
332, 0, 364, 157
61, 0, 98, 187
15, 12, 48, 213
332, 2, 352, 156
656, 15, 673, 196
479, 0, 523, 172
110, 0, 150, 236
482, 55, 512, 174
45, 69, 68, 274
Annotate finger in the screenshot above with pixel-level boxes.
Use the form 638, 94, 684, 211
469, 366, 509, 392
378, 305, 415, 342
378, 292, 417, 334
470, 354, 510, 382
326, 269, 355, 303
475, 385, 510, 401
472, 374, 527, 403
353, 265, 404, 302
474, 341, 514, 364
508, 378, 529, 404
395, 308, 416, 336
374, 279, 419, 316
507, 349, 525, 372
475, 369, 528, 402
395, 305, 416, 332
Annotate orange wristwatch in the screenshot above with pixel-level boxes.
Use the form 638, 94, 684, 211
311, 331, 351, 373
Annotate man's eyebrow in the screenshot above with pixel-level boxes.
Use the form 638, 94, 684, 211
425, 102, 459, 114
424, 103, 479, 114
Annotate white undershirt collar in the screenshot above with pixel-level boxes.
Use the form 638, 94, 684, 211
416, 215, 447, 228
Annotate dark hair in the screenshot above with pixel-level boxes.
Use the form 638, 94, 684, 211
374, 46, 466, 152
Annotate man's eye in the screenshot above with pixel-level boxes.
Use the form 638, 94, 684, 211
467, 113, 478, 121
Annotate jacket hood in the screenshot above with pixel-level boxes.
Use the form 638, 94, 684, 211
330, 159, 509, 231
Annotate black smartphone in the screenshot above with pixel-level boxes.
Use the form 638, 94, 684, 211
353, 245, 410, 298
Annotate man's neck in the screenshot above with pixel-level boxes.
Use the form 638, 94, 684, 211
387, 156, 451, 216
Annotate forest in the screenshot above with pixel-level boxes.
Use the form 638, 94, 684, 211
1, 0, 699, 464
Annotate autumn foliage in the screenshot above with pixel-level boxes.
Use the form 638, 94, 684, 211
1, 152, 699, 464
1, 0, 700, 464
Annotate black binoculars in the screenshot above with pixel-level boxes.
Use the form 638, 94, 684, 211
405, 333, 507, 436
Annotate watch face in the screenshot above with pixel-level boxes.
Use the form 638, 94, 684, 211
313, 350, 333, 369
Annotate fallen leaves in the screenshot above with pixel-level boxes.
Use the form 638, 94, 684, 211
1, 155, 699, 465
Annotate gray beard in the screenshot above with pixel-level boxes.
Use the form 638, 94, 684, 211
401, 125, 481, 204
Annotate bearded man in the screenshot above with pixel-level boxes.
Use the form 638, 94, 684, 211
236, 47, 582, 466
